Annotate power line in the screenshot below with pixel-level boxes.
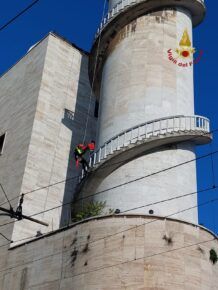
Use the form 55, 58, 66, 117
0, 184, 13, 209
0, 221, 216, 277
73, 186, 218, 251
0, 191, 217, 274
0, 184, 216, 279
0, 129, 216, 210
0, 232, 12, 242
0, 146, 216, 234
0, 175, 79, 208
75, 148, 218, 202
69, 238, 216, 279
0, 0, 41, 33
0, 184, 217, 250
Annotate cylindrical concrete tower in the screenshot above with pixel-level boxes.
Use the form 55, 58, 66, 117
76, 0, 211, 225
71, 2, 218, 289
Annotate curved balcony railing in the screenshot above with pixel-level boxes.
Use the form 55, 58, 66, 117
79, 115, 210, 180
95, 0, 205, 38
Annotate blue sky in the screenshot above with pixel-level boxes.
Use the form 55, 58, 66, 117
0, 0, 217, 233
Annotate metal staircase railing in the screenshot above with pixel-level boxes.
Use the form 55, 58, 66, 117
95, 0, 205, 38
79, 115, 210, 180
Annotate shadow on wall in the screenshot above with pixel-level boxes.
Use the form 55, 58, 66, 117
60, 55, 97, 227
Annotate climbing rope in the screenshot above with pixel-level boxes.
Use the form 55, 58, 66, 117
82, 0, 108, 144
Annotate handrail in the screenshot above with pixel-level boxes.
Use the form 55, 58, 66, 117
89, 114, 209, 168
104, 115, 185, 145
98, 114, 209, 150
95, 0, 205, 39
78, 115, 210, 181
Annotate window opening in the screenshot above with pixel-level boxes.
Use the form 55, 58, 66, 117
94, 101, 99, 118
0, 133, 6, 155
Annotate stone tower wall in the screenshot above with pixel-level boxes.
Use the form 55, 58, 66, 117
0, 216, 217, 290
93, 8, 198, 223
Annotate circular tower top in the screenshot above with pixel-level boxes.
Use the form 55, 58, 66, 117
90, 0, 206, 96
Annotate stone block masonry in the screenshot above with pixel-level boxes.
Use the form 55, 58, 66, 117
0, 32, 97, 245
0, 216, 217, 290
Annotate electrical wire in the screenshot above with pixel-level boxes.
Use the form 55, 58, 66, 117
0, 184, 13, 208
0, 175, 79, 208
0, 0, 41, 33
0, 232, 11, 242
0, 237, 215, 277
0, 182, 216, 279
0, 185, 14, 241
0, 128, 217, 210
0, 184, 217, 249
0, 216, 216, 277
69, 238, 216, 279
73, 186, 218, 251
75, 147, 218, 202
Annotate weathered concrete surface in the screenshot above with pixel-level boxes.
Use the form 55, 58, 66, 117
0, 32, 97, 245
0, 216, 218, 290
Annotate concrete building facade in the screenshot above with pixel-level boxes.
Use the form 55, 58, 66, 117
0, 0, 218, 290
0, 32, 97, 244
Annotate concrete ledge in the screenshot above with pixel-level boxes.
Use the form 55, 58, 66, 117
10, 213, 217, 250
97, 0, 205, 38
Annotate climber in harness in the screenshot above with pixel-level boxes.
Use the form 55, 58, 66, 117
87, 140, 95, 153
74, 143, 89, 173
87, 140, 95, 166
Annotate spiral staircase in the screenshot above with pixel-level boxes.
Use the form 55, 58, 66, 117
74, 115, 211, 201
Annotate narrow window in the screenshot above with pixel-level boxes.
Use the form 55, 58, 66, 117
0, 133, 6, 155
94, 101, 99, 118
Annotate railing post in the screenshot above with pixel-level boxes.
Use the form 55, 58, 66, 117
172, 117, 175, 132
124, 132, 127, 145
98, 148, 102, 163
137, 126, 140, 140
130, 129, 133, 142
93, 152, 96, 165
89, 156, 92, 167
166, 118, 168, 133
117, 136, 120, 150
110, 140, 113, 154
121, 0, 124, 9
179, 117, 181, 131
145, 124, 148, 138
104, 144, 107, 159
